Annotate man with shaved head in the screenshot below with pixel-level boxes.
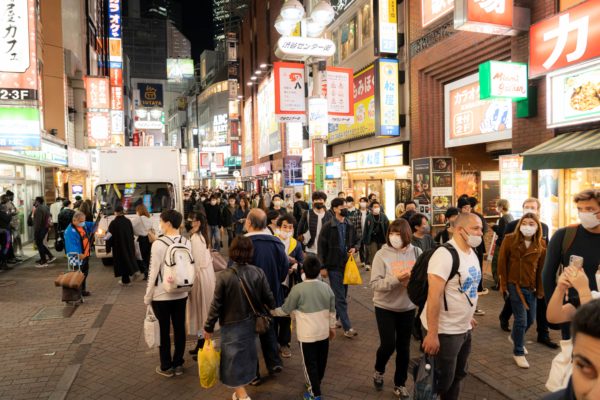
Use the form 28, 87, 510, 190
245, 208, 289, 383
421, 212, 483, 400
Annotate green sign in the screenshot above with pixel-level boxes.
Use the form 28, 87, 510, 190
314, 164, 325, 192
479, 61, 528, 101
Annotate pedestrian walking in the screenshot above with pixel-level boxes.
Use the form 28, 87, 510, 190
204, 236, 276, 400
144, 210, 191, 378
205, 194, 222, 252
222, 194, 237, 247
434, 207, 459, 245
498, 213, 546, 369
292, 192, 309, 236
297, 191, 331, 256
410, 213, 436, 252
233, 197, 250, 236
269, 194, 287, 217
421, 212, 483, 400
50, 197, 62, 241
0, 197, 13, 270
64, 211, 97, 296
31, 196, 56, 268
132, 204, 153, 279
106, 205, 139, 286
491, 199, 514, 290
5, 191, 23, 258
370, 219, 421, 399
271, 255, 336, 400
80, 199, 93, 222
186, 212, 216, 360
318, 197, 360, 338
363, 201, 389, 272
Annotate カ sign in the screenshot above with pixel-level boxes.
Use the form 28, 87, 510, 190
530, 0, 600, 78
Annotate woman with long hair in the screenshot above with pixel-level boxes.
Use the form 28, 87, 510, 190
132, 204, 152, 279
234, 197, 250, 236
79, 200, 93, 222
370, 219, 421, 398
498, 212, 546, 369
186, 212, 216, 359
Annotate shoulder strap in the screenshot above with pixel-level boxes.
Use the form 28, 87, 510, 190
155, 236, 176, 286
231, 267, 259, 315
438, 243, 473, 311
561, 225, 578, 255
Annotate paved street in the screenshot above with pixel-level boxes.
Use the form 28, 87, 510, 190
0, 253, 557, 400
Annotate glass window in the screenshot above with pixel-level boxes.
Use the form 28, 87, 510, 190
361, 4, 373, 45
332, 29, 340, 65
95, 183, 175, 215
565, 168, 600, 225
341, 15, 357, 60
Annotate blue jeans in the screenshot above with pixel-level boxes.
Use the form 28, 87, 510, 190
328, 269, 351, 331
508, 283, 537, 356
209, 225, 220, 251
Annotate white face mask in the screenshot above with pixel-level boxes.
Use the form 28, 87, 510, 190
278, 230, 291, 240
389, 235, 403, 249
360, 202, 367, 209
372, 207, 381, 215
579, 211, 600, 229
462, 229, 482, 248
210, 200, 217, 205
273, 200, 282, 207
520, 225, 538, 237
523, 207, 537, 216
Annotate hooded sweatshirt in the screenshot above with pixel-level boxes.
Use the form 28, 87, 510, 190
370, 244, 422, 312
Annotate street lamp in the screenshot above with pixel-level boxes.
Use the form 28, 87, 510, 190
280, 0, 305, 22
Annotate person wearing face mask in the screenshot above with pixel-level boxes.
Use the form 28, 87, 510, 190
266, 210, 281, 235
106, 205, 140, 286
363, 201, 390, 272
292, 192, 309, 234
497, 213, 546, 369
346, 196, 364, 267
543, 189, 600, 341
370, 219, 421, 399
409, 213, 436, 252
297, 191, 331, 256
275, 214, 304, 358
204, 194, 222, 252
491, 199, 514, 290
421, 213, 483, 400
318, 197, 360, 338
222, 195, 238, 248
269, 194, 287, 217
64, 211, 99, 296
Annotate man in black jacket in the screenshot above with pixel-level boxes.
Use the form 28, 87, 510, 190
106, 205, 139, 285
292, 192, 308, 236
318, 197, 359, 338
204, 194, 222, 251
297, 191, 330, 255
32, 196, 55, 268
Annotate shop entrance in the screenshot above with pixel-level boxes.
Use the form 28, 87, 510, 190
352, 180, 382, 200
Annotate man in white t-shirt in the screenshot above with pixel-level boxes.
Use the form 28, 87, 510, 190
421, 212, 483, 400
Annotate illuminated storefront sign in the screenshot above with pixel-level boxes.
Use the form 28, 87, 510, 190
276, 36, 336, 59
344, 144, 404, 170
422, 0, 454, 27
68, 148, 90, 171
87, 112, 110, 144
326, 67, 354, 124
454, 0, 514, 35
86, 77, 110, 110
167, 58, 194, 83
325, 157, 342, 179
0, 107, 40, 150
86, 76, 111, 146
375, 58, 399, 137
308, 98, 328, 140
134, 108, 163, 130
530, 0, 600, 78
257, 75, 280, 157
243, 97, 253, 163
444, 72, 512, 147
213, 113, 228, 145
274, 62, 306, 123
479, 61, 528, 100
108, 0, 122, 63
375, 0, 398, 54
286, 122, 303, 156
138, 83, 164, 107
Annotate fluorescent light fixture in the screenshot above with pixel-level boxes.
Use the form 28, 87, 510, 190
250, 76, 257, 81
247, 82, 253, 86
310, 0, 335, 26
255, 70, 262, 74
306, 18, 325, 38
280, 0, 305, 22
275, 15, 296, 36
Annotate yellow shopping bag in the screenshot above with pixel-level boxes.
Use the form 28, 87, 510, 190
343, 254, 362, 285
198, 339, 220, 388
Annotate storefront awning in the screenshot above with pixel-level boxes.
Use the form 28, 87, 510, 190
522, 130, 600, 170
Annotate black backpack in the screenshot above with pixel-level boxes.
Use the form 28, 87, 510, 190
407, 243, 471, 311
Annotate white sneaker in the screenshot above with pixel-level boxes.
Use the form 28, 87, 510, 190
477, 288, 489, 296
508, 335, 528, 355
47, 256, 57, 264
344, 328, 358, 338
513, 355, 530, 369
474, 309, 486, 316
365, 264, 371, 271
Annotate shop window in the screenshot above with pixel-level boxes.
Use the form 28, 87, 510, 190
340, 15, 357, 61
332, 29, 340, 65
565, 168, 600, 225
94, 182, 175, 215
361, 3, 373, 46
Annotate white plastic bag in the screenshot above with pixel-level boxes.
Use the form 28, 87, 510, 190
144, 305, 160, 349
545, 339, 572, 392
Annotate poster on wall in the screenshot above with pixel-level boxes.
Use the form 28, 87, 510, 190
538, 169, 560, 234
257, 75, 281, 157
431, 157, 453, 226
455, 170, 480, 201
500, 154, 531, 219
412, 158, 432, 216
481, 171, 500, 217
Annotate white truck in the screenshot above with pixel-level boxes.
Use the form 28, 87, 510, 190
93, 147, 183, 265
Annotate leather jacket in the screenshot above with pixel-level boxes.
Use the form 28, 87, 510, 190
204, 262, 275, 333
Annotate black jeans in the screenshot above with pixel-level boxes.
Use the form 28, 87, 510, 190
152, 298, 187, 371
80, 258, 89, 291
275, 316, 292, 348
300, 339, 329, 397
34, 229, 53, 263
374, 307, 415, 387
434, 331, 472, 400
499, 296, 552, 339
256, 322, 282, 378
138, 236, 151, 276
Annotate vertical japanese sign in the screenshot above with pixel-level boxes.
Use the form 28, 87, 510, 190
86, 77, 111, 146
274, 62, 306, 123
326, 66, 354, 124
108, 0, 122, 64
243, 97, 253, 163
257, 75, 280, 157
375, 0, 398, 55
108, 0, 123, 140
500, 155, 531, 219
422, 0, 454, 27
375, 58, 399, 137
529, 0, 600, 78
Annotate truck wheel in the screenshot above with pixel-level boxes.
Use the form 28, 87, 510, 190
101, 258, 113, 266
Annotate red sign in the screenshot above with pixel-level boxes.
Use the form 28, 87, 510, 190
85, 77, 110, 109
215, 153, 225, 167
326, 66, 354, 123
200, 153, 210, 167
110, 86, 123, 110
231, 140, 240, 156
530, 0, 600, 78
110, 68, 122, 87
467, 0, 512, 27
274, 62, 305, 123
422, 0, 454, 27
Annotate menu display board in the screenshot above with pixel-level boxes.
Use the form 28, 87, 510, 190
412, 158, 432, 216
481, 171, 501, 217
431, 157, 454, 226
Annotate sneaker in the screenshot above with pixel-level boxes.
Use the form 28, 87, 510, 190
477, 288, 489, 296
35, 262, 48, 269
174, 366, 184, 376
249, 377, 261, 386
303, 392, 314, 400
393, 385, 410, 399
47, 256, 57, 264
365, 264, 371, 271
280, 345, 292, 358
155, 366, 174, 377
118, 280, 131, 287
513, 355, 530, 369
344, 328, 358, 338
508, 335, 528, 355
373, 371, 384, 391
474, 309, 486, 316
270, 365, 283, 374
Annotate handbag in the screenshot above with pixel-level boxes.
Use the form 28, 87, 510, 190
144, 306, 160, 349
211, 250, 227, 272
55, 270, 85, 289
233, 268, 272, 335
545, 339, 573, 392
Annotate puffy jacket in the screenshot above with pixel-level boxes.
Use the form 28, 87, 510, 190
298, 208, 332, 249
204, 263, 275, 332
318, 217, 359, 271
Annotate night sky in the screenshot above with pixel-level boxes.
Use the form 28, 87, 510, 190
176, 0, 215, 60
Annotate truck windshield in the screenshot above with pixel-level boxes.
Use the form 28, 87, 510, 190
94, 183, 175, 215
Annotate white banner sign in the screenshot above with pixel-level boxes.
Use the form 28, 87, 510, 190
308, 98, 328, 140
0, 0, 30, 73
274, 62, 306, 123
327, 67, 354, 124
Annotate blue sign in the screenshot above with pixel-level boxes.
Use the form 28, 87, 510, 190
375, 58, 400, 137
108, 0, 122, 39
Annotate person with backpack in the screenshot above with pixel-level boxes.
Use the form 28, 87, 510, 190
64, 211, 97, 296
106, 205, 139, 286
370, 219, 421, 399
419, 212, 483, 400
543, 189, 600, 341
498, 213, 546, 369
363, 201, 389, 272
144, 209, 193, 378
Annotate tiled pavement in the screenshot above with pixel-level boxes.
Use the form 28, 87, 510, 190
0, 253, 557, 400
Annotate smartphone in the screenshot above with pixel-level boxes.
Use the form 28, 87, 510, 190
570, 255, 584, 269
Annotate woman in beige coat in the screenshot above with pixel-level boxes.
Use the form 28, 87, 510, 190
186, 212, 216, 359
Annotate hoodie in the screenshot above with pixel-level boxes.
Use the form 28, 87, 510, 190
247, 232, 289, 306
370, 244, 421, 312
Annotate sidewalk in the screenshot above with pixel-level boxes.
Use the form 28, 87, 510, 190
0, 255, 555, 400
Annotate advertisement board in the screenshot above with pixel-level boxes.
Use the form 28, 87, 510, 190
134, 108, 163, 130
86, 77, 110, 110
87, 112, 110, 146
167, 59, 194, 83
375, 0, 398, 54
328, 64, 375, 144
308, 98, 328, 140
529, 0, 600, 78
431, 157, 454, 226
326, 67, 354, 124
0, 0, 34, 74
138, 83, 164, 107
375, 58, 400, 137
257, 75, 281, 157
68, 148, 90, 171
481, 171, 501, 217
274, 62, 306, 123
454, 0, 514, 35
344, 145, 403, 170
284, 156, 303, 186
243, 98, 253, 163
479, 61, 528, 100
325, 157, 342, 179
412, 157, 432, 215
547, 59, 600, 128
444, 73, 512, 147
286, 122, 303, 156
108, 0, 122, 63
422, 0, 454, 27
499, 155, 531, 219
0, 107, 40, 150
